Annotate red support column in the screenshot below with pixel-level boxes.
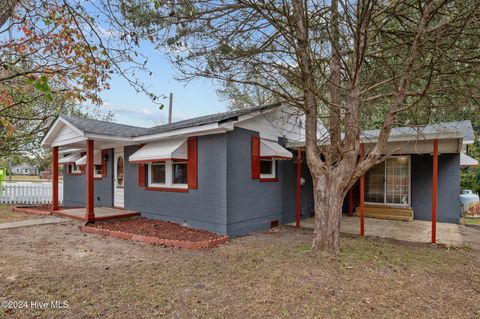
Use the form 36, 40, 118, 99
360, 143, 365, 236
431, 139, 438, 244
85, 140, 95, 222
348, 188, 353, 217
52, 146, 59, 211
296, 148, 302, 228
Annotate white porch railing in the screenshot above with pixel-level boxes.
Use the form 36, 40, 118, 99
0, 183, 63, 205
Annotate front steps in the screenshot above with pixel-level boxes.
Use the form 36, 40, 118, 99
354, 205, 414, 222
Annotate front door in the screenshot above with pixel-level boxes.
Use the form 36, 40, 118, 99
114, 147, 125, 208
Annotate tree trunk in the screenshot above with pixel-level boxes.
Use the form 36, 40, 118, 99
310, 171, 347, 254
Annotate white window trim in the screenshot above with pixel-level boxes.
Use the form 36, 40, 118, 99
69, 163, 82, 174
260, 158, 276, 179
94, 165, 103, 178
365, 155, 411, 207
148, 160, 188, 189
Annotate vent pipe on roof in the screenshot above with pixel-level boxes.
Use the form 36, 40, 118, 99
168, 92, 173, 124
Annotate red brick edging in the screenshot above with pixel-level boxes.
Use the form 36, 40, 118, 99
12, 206, 52, 215
80, 225, 229, 250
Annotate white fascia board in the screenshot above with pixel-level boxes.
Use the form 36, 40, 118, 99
51, 136, 88, 147
360, 131, 465, 144
286, 132, 465, 149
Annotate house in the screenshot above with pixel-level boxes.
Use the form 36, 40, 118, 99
10, 162, 38, 175
41, 104, 475, 238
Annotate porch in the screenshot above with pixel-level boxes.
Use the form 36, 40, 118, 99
294, 217, 480, 247
54, 207, 140, 222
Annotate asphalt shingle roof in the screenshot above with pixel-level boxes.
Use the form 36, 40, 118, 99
361, 120, 475, 142
60, 103, 279, 138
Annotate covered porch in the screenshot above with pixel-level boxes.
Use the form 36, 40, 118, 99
41, 116, 135, 222
288, 121, 475, 244
54, 207, 140, 222
294, 217, 480, 248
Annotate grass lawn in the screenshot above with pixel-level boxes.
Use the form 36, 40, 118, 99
0, 205, 44, 224
0, 219, 479, 318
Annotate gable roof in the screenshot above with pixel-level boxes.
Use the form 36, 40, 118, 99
58, 103, 280, 139
11, 162, 36, 169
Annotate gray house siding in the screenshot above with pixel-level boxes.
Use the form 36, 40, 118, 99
411, 154, 461, 223
63, 149, 114, 207
123, 134, 228, 235
226, 128, 314, 237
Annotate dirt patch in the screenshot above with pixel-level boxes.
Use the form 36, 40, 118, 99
89, 218, 222, 242
15, 204, 54, 212
0, 205, 46, 223
0, 223, 479, 318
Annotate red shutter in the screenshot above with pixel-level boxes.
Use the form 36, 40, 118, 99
101, 149, 107, 177
187, 136, 198, 189
251, 136, 260, 179
138, 163, 145, 187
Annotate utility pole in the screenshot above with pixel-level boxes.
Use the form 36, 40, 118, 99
168, 93, 173, 124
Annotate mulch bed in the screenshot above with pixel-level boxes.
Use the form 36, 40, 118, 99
81, 218, 229, 249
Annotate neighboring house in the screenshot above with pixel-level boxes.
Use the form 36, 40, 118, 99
10, 162, 38, 175
41, 103, 475, 236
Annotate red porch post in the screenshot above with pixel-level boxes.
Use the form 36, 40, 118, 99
85, 140, 95, 222
360, 143, 365, 236
348, 188, 353, 217
431, 139, 438, 244
296, 148, 302, 227
52, 146, 59, 211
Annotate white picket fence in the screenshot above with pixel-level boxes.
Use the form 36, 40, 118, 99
0, 183, 63, 205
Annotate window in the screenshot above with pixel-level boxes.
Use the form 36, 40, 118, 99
69, 163, 82, 174
365, 156, 410, 206
148, 160, 187, 188
173, 162, 188, 184
150, 163, 166, 185
260, 159, 276, 179
94, 165, 103, 178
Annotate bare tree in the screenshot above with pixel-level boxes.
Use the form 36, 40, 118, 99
114, 0, 480, 254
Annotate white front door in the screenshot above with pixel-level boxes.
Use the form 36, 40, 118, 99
114, 147, 125, 208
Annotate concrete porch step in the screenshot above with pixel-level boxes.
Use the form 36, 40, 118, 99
354, 206, 414, 222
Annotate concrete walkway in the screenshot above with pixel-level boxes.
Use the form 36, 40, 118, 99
0, 217, 69, 230
294, 217, 480, 249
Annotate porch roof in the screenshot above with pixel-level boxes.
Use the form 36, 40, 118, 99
287, 120, 475, 150
460, 153, 479, 167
